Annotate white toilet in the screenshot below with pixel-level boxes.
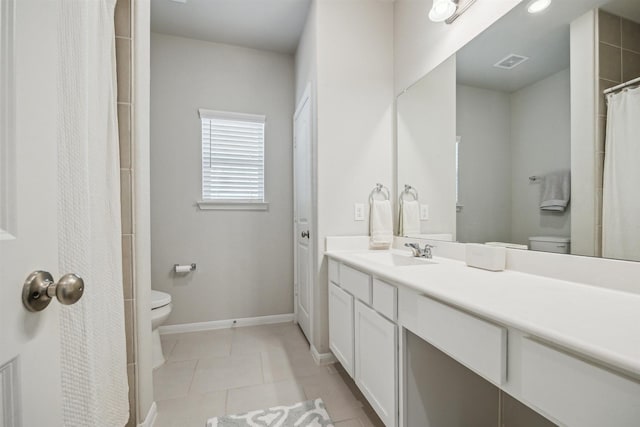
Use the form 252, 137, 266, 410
151, 290, 172, 369
528, 236, 571, 254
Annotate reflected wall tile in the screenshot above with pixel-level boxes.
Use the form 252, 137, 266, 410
599, 79, 617, 114
622, 49, 640, 82
599, 11, 621, 47
621, 18, 640, 54
599, 42, 622, 83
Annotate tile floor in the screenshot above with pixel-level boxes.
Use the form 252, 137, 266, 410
154, 322, 384, 427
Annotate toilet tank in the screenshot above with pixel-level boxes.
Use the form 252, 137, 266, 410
528, 236, 571, 254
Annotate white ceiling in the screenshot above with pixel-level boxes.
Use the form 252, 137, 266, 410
151, 0, 311, 54
457, 0, 613, 93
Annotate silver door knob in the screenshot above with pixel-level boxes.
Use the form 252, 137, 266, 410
22, 271, 85, 312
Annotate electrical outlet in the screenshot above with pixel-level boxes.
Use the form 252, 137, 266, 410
420, 204, 429, 220
354, 203, 365, 221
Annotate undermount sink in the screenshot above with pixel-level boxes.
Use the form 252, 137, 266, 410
352, 252, 436, 267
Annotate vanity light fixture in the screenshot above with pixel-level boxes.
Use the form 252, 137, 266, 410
429, 0, 478, 24
527, 0, 552, 14
429, 0, 457, 22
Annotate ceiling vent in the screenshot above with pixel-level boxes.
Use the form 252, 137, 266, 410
493, 54, 529, 70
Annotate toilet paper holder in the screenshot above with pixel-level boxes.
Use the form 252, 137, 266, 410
173, 263, 197, 273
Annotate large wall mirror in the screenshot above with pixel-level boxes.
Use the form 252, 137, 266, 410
397, 0, 640, 262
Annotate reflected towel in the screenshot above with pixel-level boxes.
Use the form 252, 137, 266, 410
370, 199, 393, 249
399, 200, 420, 237
540, 170, 571, 212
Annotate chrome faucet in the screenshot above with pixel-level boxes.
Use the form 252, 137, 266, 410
405, 242, 435, 259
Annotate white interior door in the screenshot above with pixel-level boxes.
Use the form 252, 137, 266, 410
294, 86, 313, 342
0, 0, 64, 425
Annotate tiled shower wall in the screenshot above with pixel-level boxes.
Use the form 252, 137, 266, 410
115, 0, 137, 425
597, 10, 640, 256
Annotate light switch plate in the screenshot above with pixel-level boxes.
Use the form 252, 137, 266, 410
354, 203, 365, 221
420, 204, 429, 220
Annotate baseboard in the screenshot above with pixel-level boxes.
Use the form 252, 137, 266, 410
311, 344, 337, 366
159, 313, 295, 335
138, 401, 157, 427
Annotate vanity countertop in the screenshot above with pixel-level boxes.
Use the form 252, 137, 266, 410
325, 249, 640, 379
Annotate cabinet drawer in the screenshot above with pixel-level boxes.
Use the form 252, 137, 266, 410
521, 339, 640, 427
329, 259, 340, 284
372, 278, 397, 321
414, 295, 506, 385
340, 265, 372, 304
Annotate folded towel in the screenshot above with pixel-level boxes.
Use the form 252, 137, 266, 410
370, 199, 393, 249
540, 170, 571, 212
399, 200, 421, 237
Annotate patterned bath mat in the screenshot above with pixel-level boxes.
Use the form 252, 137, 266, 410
206, 398, 334, 427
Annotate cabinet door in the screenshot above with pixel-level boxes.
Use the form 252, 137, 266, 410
355, 300, 397, 427
329, 282, 355, 377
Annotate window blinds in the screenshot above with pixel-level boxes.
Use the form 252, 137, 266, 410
199, 109, 265, 202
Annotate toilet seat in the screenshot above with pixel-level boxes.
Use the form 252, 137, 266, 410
151, 290, 171, 309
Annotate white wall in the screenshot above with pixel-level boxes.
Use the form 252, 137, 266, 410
295, 2, 316, 106
150, 33, 295, 325
294, 0, 395, 353
510, 69, 572, 244
454, 70, 571, 246
134, 0, 154, 420
295, 2, 324, 350
394, 0, 522, 94
397, 56, 457, 238
570, 10, 598, 256
456, 84, 512, 244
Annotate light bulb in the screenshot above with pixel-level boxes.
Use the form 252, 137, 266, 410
429, 0, 458, 23
527, 0, 552, 14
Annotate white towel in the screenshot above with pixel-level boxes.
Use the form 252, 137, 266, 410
370, 199, 393, 249
399, 200, 421, 237
540, 170, 571, 212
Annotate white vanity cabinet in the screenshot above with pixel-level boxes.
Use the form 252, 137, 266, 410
520, 338, 640, 427
355, 300, 397, 427
329, 282, 355, 376
327, 250, 640, 427
328, 259, 398, 427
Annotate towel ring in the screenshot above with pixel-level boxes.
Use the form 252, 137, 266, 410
369, 183, 390, 204
400, 185, 419, 203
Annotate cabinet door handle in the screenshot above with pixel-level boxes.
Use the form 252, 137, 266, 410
301, 231, 310, 239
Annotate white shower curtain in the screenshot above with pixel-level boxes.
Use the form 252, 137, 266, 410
57, 0, 129, 426
602, 87, 640, 261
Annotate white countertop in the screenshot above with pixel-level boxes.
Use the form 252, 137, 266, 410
326, 249, 640, 379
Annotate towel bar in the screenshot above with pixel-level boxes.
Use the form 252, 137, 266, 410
400, 184, 419, 202
369, 183, 390, 204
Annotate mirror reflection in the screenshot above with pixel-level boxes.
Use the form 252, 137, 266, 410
396, 0, 640, 262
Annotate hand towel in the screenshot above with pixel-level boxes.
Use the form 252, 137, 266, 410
540, 170, 571, 212
399, 200, 421, 237
370, 199, 393, 249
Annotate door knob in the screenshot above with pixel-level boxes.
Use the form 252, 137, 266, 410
301, 230, 310, 238
22, 271, 85, 312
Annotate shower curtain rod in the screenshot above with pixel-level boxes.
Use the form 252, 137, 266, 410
604, 76, 640, 95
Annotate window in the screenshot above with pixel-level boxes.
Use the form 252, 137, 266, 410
198, 109, 267, 210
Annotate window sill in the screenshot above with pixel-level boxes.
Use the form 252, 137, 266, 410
197, 201, 270, 211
